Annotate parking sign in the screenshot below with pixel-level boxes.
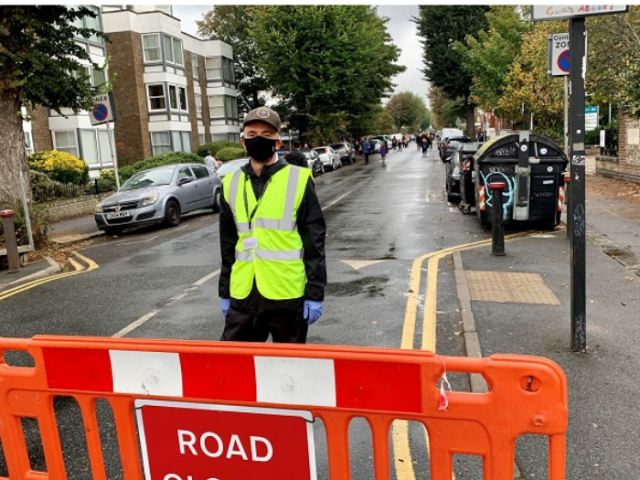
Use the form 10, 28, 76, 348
548, 33, 570, 77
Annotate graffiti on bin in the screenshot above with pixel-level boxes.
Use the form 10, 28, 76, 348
481, 171, 516, 219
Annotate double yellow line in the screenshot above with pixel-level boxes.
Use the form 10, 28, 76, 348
393, 232, 533, 479
0, 252, 99, 302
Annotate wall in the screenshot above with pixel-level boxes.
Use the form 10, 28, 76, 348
596, 112, 640, 183
45, 193, 112, 223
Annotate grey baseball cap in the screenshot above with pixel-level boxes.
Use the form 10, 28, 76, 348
242, 107, 281, 132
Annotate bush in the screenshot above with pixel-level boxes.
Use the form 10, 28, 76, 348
29, 150, 89, 185
29, 170, 84, 202
119, 151, 203, 182
216, 147, 247, 162
585, 127, 601, 146
197, 141, 243, 158
0, 200, 50, 249
98, 169, 117, 191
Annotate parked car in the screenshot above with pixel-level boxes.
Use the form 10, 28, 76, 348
95, 163, 222, 236
371, 139, 383, 153
331, 142, 356, 165
215, 157, 249, 180
445, 142, 482, 204
314, 146, 341, 171
440, 136, 472, 161
301, 149, 325, 176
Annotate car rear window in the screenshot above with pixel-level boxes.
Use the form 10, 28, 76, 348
331, 144, 344, 150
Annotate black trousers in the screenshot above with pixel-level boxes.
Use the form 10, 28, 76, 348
221, 306, 308, 343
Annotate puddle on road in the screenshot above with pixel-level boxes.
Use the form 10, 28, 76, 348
326, 275, 389, 298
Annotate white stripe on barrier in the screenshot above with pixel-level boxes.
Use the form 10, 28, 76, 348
110, 350, 183, 397
254, 356, 336, 407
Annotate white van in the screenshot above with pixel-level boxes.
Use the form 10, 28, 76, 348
440, 128, 465, 143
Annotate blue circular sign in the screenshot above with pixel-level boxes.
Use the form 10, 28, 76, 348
558, 50, 570, 73
93, 103, 108, 122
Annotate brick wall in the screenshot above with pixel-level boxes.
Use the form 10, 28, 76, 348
30, 105, 53, 152
106, 31, 151, 166
597, 111, 640, 183
45, 192, 113, 223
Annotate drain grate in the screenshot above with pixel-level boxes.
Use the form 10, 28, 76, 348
465, 270, 560, 305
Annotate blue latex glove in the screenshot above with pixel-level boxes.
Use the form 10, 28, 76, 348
304, 300, 323, 325
221, 298, 230, 318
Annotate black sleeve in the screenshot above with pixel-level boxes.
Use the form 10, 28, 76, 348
297, 177, 327, 301
218, 192, 238, 299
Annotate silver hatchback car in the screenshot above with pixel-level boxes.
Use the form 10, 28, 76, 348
95, 163, 222, 236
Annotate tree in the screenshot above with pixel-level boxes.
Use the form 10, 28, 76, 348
250, 6, 404, 144
0, 6, 105, 202
414, 6, 489, 137
457, 6, 530, 114
428, 86, 465, 129
385, 91, 427, 132
197, 6, 269, 114
497, 22, 565, 141
420, 109, 432, 131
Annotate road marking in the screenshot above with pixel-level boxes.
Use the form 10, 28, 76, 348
193, 269, 221, 286
117, 236, 159, 245
321, 191, 352, 211
0, 253, 99, 302
112, 269, 221, 337
112, 310, 159, 338
393, 231, 536, 480
68, 257, 84, 272
340, 260, 387, 271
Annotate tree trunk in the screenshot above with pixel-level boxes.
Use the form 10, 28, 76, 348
466, 103, 476, 140
0, 90, 28, 205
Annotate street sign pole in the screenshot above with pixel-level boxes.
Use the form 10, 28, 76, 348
105, 121, 120, 190
564, 76, 569, 155
569, 17, 587, 352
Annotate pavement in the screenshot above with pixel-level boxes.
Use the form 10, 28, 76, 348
2, 152, 640, 477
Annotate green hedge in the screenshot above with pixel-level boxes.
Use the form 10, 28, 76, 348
119, 151, 203, 183
585, 127, 601, 146
216, 147, 247, 162
197, 141, 243, 158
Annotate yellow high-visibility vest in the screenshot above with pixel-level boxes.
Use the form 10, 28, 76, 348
223, 164, 312, 300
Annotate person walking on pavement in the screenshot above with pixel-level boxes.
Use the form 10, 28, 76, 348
362, 137, 372, 164
380, 141, 387, 166
218, 106, 327, 343
284, 140, 308, 168
204, 150, 219, 172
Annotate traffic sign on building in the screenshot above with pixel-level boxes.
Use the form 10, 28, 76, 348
547, 33, 570, 77
136, 400, 317, 480
90, 92, 117, 126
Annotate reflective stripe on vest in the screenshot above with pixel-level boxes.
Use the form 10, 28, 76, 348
223, 164, 311, 300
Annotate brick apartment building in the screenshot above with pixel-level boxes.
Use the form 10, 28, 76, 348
24, 6, 240, 176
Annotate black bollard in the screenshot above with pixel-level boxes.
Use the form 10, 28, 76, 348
0, 210, 21, 272
489, 182, 506, 256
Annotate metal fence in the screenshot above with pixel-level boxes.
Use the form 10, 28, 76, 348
32, 179, 115, 204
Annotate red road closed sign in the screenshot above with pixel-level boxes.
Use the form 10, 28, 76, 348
135, 400, 316, 480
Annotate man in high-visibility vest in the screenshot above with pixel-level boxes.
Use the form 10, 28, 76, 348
218, 106, 327, 343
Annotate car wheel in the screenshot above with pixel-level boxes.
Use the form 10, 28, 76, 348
104, 226, 122, 236
212, 190, 221, 213
164, 200, 181, 227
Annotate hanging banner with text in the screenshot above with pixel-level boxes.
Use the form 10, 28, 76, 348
532, 5, 627, 21
136, 400, 317, 480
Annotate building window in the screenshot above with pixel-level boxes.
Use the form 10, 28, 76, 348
161, 34, 183, 66
80, 129, 113, 167
169, 131, 192, 153
225, 95, 238, 120
53, 131, 79, 157
192, 53, 199, 81
205, 57, 222, 80
92, 68, 107, 88
195, 93, 202, 118
151, 132, 171, 155
223, 57, 235, 83
24, 131, 34, 156
71, 6, 104, 45
167, 85, 188, 112
198, 133, 205, 145
173, 38, 184, 66
208, 95, 224, 118
147, 84, 166, 111
142, 33, 161, 62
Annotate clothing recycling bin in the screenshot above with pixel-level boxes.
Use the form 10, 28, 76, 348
473, 131, 568, 229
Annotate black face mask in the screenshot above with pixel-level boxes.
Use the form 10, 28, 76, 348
244, 136, 278, 163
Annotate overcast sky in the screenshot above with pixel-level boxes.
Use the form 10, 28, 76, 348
172, 5, 429, 105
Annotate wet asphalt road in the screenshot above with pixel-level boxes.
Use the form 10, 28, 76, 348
0, 146, 502, 479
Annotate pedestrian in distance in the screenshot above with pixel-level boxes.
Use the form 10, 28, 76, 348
218, 106, 327, 343
380, 141, 387, 166
204, 150, 219, 172
421, 136, 429, 156
362, 137, 372, 164
391, 137, 397, 151
284, 140, 307, 168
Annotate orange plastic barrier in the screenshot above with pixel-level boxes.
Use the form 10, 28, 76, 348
0, 336, 567, 480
